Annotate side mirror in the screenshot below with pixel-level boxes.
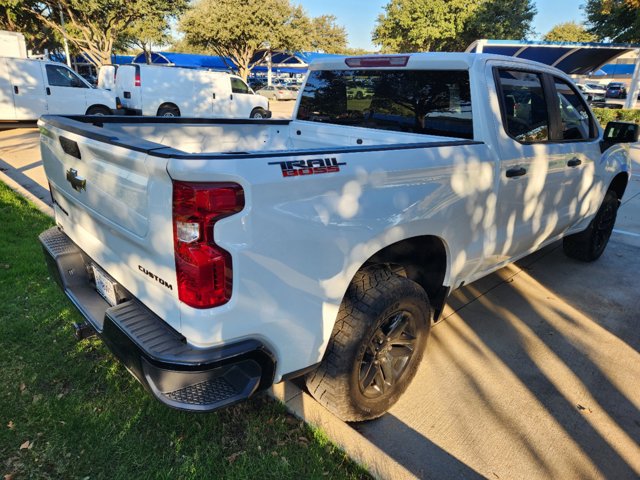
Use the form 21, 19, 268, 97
601, 121, 640, 152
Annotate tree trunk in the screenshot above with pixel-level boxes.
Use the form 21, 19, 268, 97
238, 65, 249, 81
145, 43, 151, 64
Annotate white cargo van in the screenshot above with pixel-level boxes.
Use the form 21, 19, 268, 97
0, 57, 119, 121
115, 64, 270, 118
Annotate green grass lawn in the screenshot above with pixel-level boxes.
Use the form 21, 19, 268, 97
0, 182, 369, 480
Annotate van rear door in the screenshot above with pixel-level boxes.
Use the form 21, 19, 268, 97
0, 59, 17, 120
116, 64, 142, 113
98, 65, 116, 90
6, 59, 47, 120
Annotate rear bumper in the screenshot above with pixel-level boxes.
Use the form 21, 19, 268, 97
39, 227, 275, 412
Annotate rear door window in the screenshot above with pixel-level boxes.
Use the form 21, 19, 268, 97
496, 69, 549, 143
552, 77, 596, 140
297, 70, 473, 139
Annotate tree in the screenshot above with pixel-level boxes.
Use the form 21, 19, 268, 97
0, 0, 61, 54
585, 0, 640, 42
455, 0, 536, 50
373, 0, 536, 53
305, 15, 348, 53
121, 12, 184, 64
373, 0, 473, 52
180, 0, 311, 80
19, 0, 186, 67
543, 21, 598, 42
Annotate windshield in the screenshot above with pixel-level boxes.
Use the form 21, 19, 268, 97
297, 69, 473, 139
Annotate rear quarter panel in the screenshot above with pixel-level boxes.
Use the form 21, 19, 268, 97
167, 137, 496, 378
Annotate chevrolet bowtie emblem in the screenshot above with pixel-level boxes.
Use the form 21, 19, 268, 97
66, 168, 86, 192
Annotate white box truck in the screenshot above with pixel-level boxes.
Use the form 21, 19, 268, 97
115, 64, 270, 118
0, 30, 27, 58
0, 57, 120, 121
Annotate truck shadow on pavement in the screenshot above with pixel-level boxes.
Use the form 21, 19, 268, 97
355, 240, 640, 479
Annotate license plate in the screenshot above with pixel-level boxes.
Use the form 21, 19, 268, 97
92, 265, 117, 306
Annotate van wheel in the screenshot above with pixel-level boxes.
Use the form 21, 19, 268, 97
86, 106, 111, 116
305, 265, 431, 422
157, 105, 180, 117
250, 108, 268, 119
563, 190, 619, 262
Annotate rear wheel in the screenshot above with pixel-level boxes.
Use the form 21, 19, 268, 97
86, 105, 111, 116
306, 265, 431, 421
563, 190, 619, 262
157, 105, 180, 117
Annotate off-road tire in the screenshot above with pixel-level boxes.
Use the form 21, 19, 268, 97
306, 265, 431, 422
563, 190, 619, 262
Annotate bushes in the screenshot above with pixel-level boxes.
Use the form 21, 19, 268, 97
592, 108, 640, 127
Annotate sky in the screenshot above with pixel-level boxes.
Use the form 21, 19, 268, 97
296, 0, 585, 51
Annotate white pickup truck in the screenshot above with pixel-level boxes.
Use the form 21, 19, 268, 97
38, 53, 635, 421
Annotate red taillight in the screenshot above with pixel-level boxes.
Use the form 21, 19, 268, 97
134, 71, 141, 87
344, 56, 410, 68
172, 181, 244, 309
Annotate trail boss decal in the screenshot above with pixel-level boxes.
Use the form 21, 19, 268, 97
268, 157, 346, 177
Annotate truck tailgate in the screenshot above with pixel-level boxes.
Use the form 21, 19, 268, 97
39, 117, 181, 331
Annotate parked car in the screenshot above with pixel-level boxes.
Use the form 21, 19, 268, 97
115, 64, 270, 118
284, 86, 299, 100
0, 56, 119, 121
576, 83, 605, 102
38, 53, 635, 423
606, 82, 627, 99
256, 85, 291, 101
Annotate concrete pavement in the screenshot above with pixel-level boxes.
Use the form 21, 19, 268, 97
1, 116, 639, 479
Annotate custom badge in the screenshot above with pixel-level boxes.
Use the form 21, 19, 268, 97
268, 157, 346, 177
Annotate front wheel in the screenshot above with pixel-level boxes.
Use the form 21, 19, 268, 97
86, 106, 111, 116
563, 190, 619, 262
157, 105, 180, 117
306, 266, 431, 422
250, 107, 268, 119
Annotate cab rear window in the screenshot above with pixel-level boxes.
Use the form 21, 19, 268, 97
297, 70, 473, 139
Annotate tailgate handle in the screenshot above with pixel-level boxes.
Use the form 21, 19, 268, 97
567, 158, 582, 167
506, 167, 527, 178
66, 168, 86, 192
124, 91, 131, 99
59, 136, 82, 159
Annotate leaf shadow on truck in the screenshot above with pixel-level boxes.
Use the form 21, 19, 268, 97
37, 53, 635, 424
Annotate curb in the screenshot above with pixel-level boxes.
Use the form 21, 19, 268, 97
0, 170, 414, 480
269, 383, 416, 480
0, 169, 53, 217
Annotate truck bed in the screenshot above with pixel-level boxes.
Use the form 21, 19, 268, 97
41, 115, 476, 156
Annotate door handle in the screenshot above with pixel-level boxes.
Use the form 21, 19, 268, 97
46, 87, 51, 95
13, 86, 18, 94
230, 94, 233, 100
567, 158, 582, 167
506, 167, 527, 178
212, 93, 216, 99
